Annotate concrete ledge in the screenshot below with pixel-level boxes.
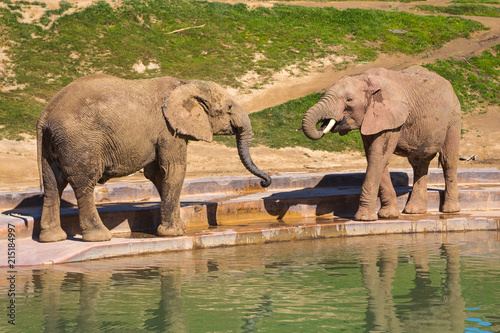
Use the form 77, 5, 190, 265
1, 169, 499, 266
2, 168, 499, 210
1, 211, 498, 266
1, 169, 500, 240
2, 184, 499, 241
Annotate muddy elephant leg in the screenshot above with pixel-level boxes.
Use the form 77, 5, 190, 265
39, 157, 68, 243
377, 166, 399, 219
150, 140, 187, 237
355, 131, 400, 221
143, 161, 168, 232
439, 128, 461, 213
72, 183, 112, 242
145, 161, 186, 236
403, 155, 434, 214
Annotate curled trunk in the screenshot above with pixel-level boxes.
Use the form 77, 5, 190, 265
302, 92, 338, 140
234, 112, 272, 187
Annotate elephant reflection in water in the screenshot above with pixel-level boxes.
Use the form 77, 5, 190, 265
74, 272, 113, 332
144, 268, 188, 332
36, 269, 112, 332
37, 269, 66, 333
360, 242, 402, 331
35, 267, 188, 332
360, 241, 466, 332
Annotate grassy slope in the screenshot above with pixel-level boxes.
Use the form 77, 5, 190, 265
452, 0, 500, 4
415, 4, 500, 17
425, 44, 500, 113
215, 45, 500, 152
0, 0, 486, 139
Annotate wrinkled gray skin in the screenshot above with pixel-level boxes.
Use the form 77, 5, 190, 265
37, 74, 271, 242
302, 66, 461, 221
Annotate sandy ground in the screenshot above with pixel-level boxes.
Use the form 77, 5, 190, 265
0, 0, 499, 191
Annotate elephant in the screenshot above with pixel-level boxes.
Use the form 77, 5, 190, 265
37, 74, 271, 242
301, 65, 461, 221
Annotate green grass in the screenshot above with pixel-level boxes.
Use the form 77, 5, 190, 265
215, 93, 364, 152
216, 44, 500, 153
248, 0, 424, 2
452, 0, 500, 4
415, 4, 500, 17
0, 0, 487, 139
424, 44, 500, 114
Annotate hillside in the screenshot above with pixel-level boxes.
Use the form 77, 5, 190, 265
0, 0, 499, 190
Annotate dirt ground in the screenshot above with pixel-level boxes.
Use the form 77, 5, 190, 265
0, 0, 499, 191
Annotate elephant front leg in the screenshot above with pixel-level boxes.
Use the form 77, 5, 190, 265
377, 166, 399, 219
155, 161, 187, 237
356, 176, 382, 221
149, 141, 188, 237
355, 132, 399, 221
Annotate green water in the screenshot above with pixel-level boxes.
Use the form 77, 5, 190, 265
1, 231, 499, 332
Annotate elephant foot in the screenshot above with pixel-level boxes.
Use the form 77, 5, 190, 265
441, 200, 461, 213
403, 195, 428, 214
403, 202, 427, 215
378, 205, 400, 219
354, 207, 378, 221
82, 226, 112, 242
39, 227, 67, 243
157, 223, 185, 237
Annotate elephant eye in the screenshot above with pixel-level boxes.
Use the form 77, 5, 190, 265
346, 97, 353, 102
228, 103, 233, 111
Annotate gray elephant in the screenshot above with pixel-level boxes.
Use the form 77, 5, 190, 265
301, 66, 461, 221
37, 74, 271, 242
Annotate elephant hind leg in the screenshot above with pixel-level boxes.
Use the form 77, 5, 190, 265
404, 155, 434, 214
144, 161, 163, 194
39, 156, 68, 242
439, 129, 461, 213
71, 181, 112, 242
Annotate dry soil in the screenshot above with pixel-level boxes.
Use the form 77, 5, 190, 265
0, 0, 499, 191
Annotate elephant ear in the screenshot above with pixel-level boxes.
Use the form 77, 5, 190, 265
162, 81, 213, 143
361, 75, 410, 136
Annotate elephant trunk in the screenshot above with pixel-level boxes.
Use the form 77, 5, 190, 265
302, 91, 340, 140
233, 111, 272, 188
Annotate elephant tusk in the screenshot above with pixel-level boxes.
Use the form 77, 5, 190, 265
323, 119, 336, 134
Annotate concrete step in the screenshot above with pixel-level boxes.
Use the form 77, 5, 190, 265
3, 211, 499, 266
1, 172, 499, 241
1, 168, 499, 210
1, 169, 499, 266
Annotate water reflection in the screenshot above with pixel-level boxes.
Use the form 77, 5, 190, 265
144, 268, 188, 332
241, 295, 273, 333
34, 269, 113, 332
360, 240, 402, 332
361, 242, 469, 332
36, 269, 66, 332
0, 231, 498, 332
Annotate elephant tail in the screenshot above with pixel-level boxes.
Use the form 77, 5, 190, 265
36, 116, 46, 193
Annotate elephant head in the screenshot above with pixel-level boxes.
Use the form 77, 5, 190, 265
302, 72, 410, 140
162, 80, 271, 187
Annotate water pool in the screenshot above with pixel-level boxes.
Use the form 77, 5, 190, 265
1, 231, 499, 332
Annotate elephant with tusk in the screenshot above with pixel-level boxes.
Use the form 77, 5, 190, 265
301, 66, 461, 221
37, 74, 271, 242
